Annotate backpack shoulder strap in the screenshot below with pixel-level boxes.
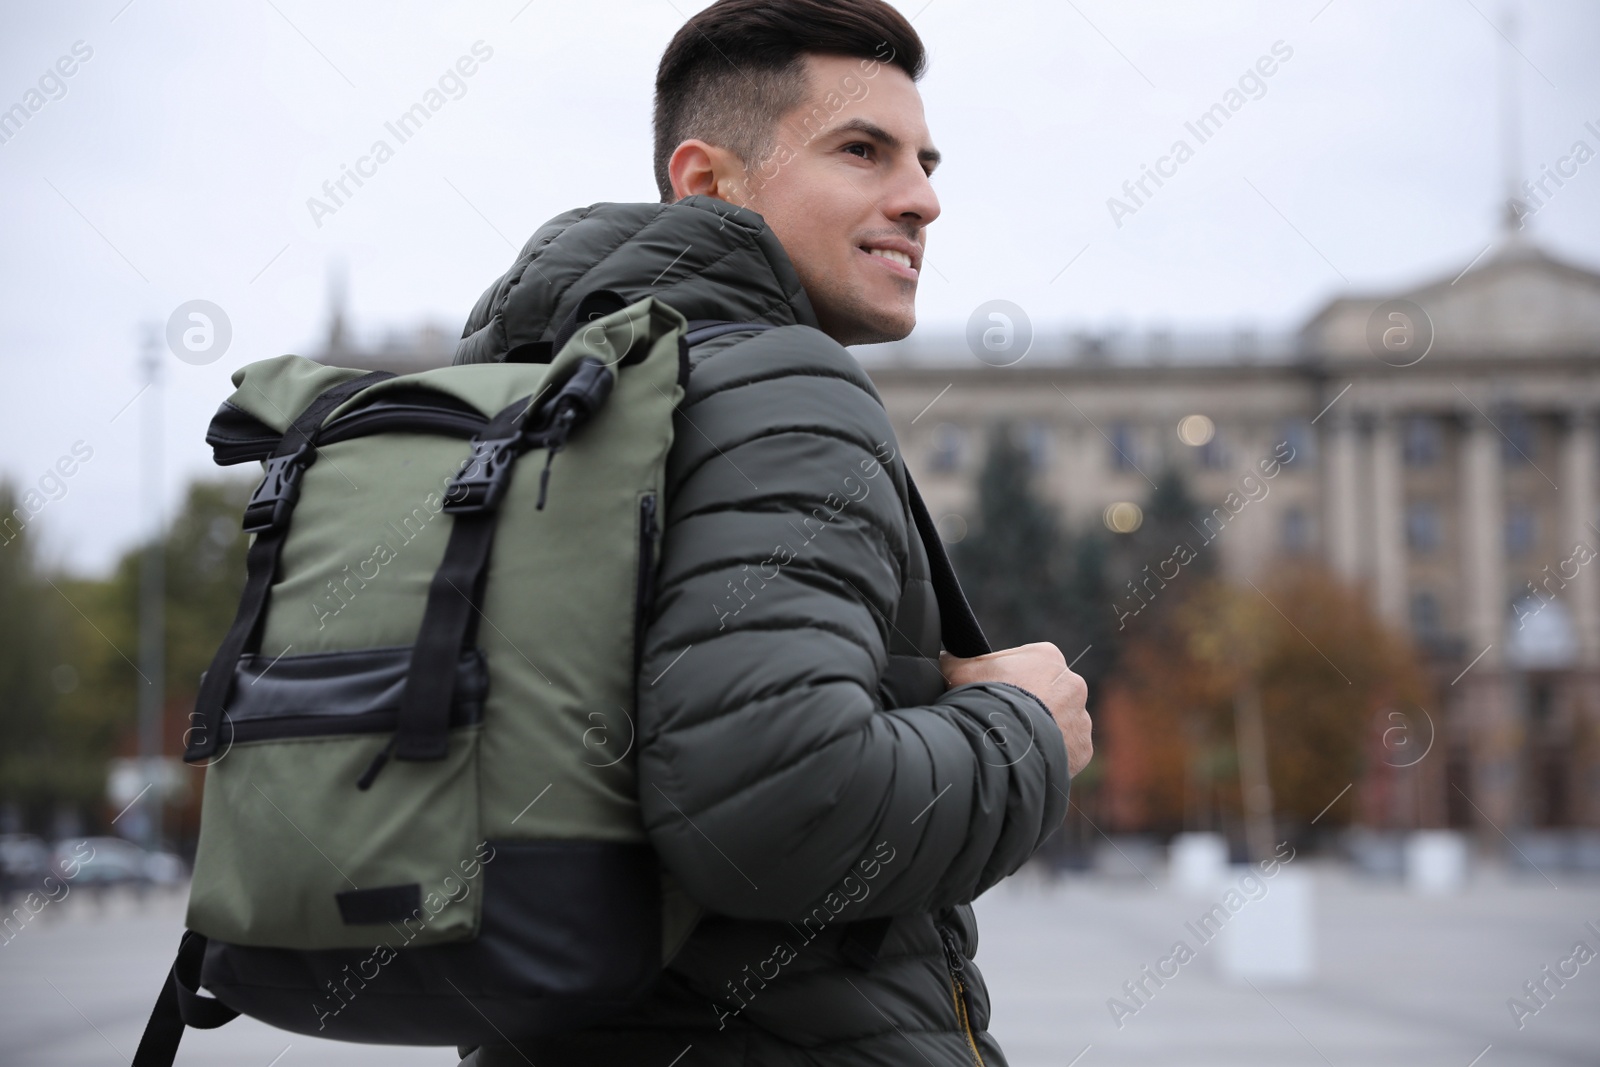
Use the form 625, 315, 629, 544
133, 932, 238, 1067
186, 370, 393, 762
681, 319, 990, 658
683, 319, 776, 346
904, 471, 990, 658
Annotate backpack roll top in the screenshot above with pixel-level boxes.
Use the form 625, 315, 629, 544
176, 295, 692, 1046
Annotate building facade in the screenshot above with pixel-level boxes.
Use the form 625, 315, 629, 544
861, 232, 1600, 834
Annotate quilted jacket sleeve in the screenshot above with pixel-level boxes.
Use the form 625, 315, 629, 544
635, 326, 1070, 921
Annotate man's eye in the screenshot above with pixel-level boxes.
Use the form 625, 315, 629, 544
843, 142, 873, 160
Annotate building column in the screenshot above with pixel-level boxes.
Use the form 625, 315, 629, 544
1558, 408, 1600, 827
1370, 411, 1407, 627
1559, 408, 1600, 667
1458, 405, 1514, 835
1059, 422, 1102, 531
1324, 412, 1362, 580
1459, 410, 1506, 660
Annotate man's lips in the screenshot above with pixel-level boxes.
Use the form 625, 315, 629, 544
858, 244, 920, 280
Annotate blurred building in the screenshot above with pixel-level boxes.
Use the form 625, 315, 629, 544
861, 219, 1600, 836
313, 269, 457, 375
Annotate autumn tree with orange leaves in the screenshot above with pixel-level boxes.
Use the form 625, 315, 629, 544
1100, 565, 1432, 851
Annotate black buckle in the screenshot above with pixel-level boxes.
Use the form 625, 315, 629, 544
242, 444, 312, 532
444, 435, 525, 515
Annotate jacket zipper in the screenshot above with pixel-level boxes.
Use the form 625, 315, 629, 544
939, 926, 986, 1067
633, 492, 660, 680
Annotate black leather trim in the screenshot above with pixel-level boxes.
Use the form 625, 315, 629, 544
199, 840, 662, 1045
337, 884, 424, 926
221, 647, 487, 744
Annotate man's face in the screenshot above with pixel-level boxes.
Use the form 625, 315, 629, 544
738, 54, 941, 347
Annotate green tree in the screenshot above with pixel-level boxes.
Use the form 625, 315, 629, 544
0, 484, 65, 821
0, 477, 252, 839
952, 422, 1067, 649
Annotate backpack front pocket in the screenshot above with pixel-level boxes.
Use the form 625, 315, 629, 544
186, 647, 487, 950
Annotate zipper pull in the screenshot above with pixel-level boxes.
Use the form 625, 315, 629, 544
642, 492, 659, 541
939, 925, 966, 974
535, 408, 579, 510
357, 736, 397, 791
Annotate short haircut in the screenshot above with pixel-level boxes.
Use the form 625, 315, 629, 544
652, 0, 926, 203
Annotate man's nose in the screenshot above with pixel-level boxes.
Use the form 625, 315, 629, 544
885, 163, 940, 230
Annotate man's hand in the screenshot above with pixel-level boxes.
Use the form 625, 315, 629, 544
939, 642, 1092, 776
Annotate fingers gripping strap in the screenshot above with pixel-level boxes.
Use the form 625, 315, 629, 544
186, 372, 393, 761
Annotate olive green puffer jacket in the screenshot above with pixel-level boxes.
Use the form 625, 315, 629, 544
454, 196, 1070, 1067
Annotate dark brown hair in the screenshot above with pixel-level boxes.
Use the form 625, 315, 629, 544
653, 0, 926, 203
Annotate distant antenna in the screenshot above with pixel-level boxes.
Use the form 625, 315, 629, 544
327, 259, 350, 354
1498, 4, 1524, 235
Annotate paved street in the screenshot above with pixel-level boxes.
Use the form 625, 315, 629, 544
979, 864, 1600, 1067
3, 865, 1597, 1065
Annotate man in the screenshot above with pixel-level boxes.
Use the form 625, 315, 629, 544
457, 1, 1092, 1063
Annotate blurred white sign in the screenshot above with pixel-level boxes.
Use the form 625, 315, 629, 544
106, 757, 188, 808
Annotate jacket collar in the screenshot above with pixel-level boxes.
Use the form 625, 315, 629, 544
454, 196, 821, 364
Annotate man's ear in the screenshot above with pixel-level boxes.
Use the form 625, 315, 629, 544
669, 139, 749, 205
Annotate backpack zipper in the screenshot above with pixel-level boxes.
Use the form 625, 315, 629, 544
210, 402, 488, 466
633, 492, 659, 679
939, 925, 986, 1067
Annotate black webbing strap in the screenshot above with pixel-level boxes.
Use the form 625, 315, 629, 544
391, 321, 763, 761
186, 372, 392, 761
393, 511, 496, 760
393, 400, 530, 761
132, 931, 239, 1067
906, 473, 990, 658
683, 320, 776, 346
184, 529, 286, 760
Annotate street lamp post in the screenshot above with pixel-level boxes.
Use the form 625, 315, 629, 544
136, 327, 164, 852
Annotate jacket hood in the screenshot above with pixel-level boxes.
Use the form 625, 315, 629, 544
453, 196, 821, 365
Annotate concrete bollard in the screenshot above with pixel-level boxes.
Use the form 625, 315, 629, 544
1405, 830, 1469, 895
1217, 866, 1314, 984
1169, 832, 1229, 895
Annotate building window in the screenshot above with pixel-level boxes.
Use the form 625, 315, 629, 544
1500, 411, 1537, 463
1109, 421, 1139, 471
1410, 591, 1443, 640
1022, 421, 1052, 471
1505, 505, 1537, 557
1197, 432, 1229, 470
1402, 415, 1442, 466
930, 423, 966, 473
1281, 506, 1311, 554
1406, 501, 1441, 553
1278, 418, 1312, 467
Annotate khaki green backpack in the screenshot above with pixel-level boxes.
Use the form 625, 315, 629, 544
135, 293, 772, 1064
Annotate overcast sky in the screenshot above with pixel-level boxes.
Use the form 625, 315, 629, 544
3, 0, 1598, 575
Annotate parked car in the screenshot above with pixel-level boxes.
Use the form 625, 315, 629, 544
0, 834, 51, 897
49, 837, 187, 888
